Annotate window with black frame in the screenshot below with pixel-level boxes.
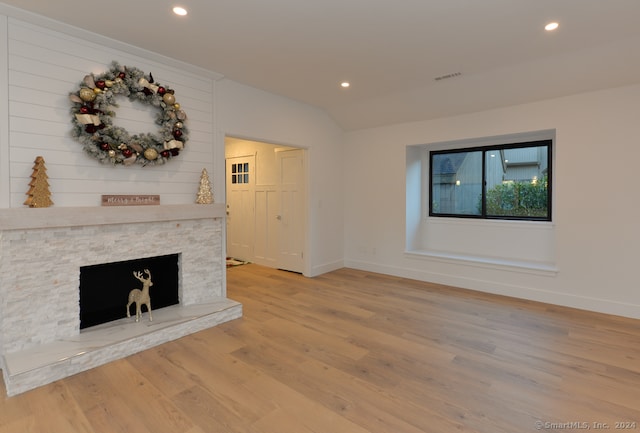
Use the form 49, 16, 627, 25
429, 140, 551, 221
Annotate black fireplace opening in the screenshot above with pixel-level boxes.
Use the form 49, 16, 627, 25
79, 254, 180, 329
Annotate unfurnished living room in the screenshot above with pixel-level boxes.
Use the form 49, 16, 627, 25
1, 1, 640, 432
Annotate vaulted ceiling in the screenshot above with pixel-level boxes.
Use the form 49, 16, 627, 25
3, 0, 640, 130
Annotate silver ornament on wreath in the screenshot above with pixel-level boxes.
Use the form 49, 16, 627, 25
69, 61, 188, 166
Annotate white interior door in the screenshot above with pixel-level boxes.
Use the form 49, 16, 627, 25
226, 156, 255, 261
276, 149, 305, 273
254, 186, 278, 266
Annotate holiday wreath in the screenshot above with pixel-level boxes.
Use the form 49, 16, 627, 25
69, 61, 187, 166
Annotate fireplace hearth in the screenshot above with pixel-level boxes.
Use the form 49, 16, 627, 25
0, 204, 242, 396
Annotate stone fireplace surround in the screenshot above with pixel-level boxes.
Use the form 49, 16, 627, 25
0, 204, 242, 396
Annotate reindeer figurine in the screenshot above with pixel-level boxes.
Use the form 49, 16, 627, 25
126, 269, 153, 322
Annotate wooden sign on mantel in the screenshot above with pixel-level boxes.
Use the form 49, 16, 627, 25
101, 195, 160, 206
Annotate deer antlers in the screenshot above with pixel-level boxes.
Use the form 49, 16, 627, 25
133, 269, 152, 282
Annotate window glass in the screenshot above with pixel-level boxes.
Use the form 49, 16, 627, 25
485, 146, 549, 218
230, 161, 250, 184
430, 140, 551, 221
431, 151, 482, 216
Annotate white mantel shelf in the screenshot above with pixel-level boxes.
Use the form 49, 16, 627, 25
0, 203, 225, 230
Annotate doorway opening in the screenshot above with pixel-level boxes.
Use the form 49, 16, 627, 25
225, 136, 307, 275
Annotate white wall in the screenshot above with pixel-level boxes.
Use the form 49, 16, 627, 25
0, 9, 220, 207
344, 84, 640, 319
0, 4, 345, 278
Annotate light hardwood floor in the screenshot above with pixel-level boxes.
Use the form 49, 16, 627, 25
1, 264, 640, 432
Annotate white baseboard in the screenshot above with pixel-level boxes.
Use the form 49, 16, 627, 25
308, 259, 344, 277
344, 259, 640, 320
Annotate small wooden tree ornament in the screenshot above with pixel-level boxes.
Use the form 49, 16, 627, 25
24, 156, 54, 208
196, 168, 214, 204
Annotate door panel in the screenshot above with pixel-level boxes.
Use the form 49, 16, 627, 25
276, 149, 305, 273
226, 156, 254, 261
254, 188, 278, 265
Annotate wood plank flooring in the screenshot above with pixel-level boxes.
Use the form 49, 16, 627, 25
1, 264, 640, 432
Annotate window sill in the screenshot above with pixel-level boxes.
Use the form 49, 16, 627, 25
426, 216, 555, 230
405, 249, 558, 276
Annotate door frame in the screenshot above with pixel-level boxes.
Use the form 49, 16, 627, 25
224, 135, 310, 276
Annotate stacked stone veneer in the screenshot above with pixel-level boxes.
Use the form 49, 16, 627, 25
0, 204, 231, 391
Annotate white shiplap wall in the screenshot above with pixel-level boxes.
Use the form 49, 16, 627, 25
4, 14, 220, 207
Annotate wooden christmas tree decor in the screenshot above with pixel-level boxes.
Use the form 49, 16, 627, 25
196, 168, 214, 204
24, 156, 54, 208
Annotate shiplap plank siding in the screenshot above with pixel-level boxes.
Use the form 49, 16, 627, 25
6, 17, 217, 207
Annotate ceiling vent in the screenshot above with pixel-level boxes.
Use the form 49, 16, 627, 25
434, 72, 462, 81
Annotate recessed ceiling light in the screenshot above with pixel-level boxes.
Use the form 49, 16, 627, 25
545, 22, 559, 31
173, 6, 188, 16
341, 82, 350, 88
